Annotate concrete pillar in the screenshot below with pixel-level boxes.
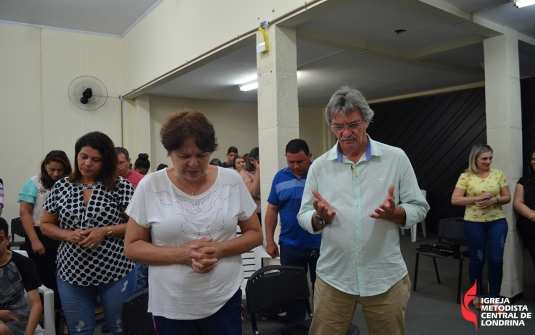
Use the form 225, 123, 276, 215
122, 94, 152, 170
484, 27, 523, 298
257, 25, 299, 252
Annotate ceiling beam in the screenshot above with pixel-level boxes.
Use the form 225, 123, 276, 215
367, 81, 485, 104
410, 35, 484, 60
519, 32, 535, 48
296, 26, 483, 77
391, 0, 503, 37
277, 0, 353, 28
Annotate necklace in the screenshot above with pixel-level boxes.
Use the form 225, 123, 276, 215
77, 181, 98, 190
177, 175, 206, 196
183, 184, 201, 196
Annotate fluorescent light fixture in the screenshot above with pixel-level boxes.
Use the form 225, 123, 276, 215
239, 80, 258, 91
513, 0, 535, 8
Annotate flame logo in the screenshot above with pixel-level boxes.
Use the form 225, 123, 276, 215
461, 280, 478, 330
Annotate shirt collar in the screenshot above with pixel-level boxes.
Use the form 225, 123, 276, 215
283, 162, 312, 179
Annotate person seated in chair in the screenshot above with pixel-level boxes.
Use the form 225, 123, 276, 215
0, 217, 43, 335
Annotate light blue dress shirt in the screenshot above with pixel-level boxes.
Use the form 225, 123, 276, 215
297, 138, 429, 296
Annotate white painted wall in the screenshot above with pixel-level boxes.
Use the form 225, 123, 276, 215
0, 1, 326, 224
122, 0, 308, 93
149, 96, 260, 168
299, 106, 329, 160
148, 95, 325, 172
0, 23, 122, 221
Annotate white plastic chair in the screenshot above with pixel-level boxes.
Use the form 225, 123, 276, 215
401, 190, 427, 242
12, 250, 55, 335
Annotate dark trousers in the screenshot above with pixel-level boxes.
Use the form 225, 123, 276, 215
517, 219, 535, 269
463, 219, 508, 298
153, 289, 243, 335
280, 244, 320, 326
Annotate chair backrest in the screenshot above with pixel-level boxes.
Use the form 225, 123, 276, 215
10, 218, 27, 250
437, 218, 465, 245
246, 265, 311, 319
13, 249, 29, 257
121, 288, 155, 335
11, 217, 27, 238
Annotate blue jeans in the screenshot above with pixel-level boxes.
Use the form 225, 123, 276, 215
153, 289, 243, 335
134, 262, 148, 293
463, 219, 508, 298
57, 270, 136, 335
279, 243, 320, 326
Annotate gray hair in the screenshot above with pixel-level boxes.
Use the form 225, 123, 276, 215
467, 144, 492, 175
324, 86, 374, 125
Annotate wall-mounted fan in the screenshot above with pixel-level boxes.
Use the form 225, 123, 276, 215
68, 76, 108, 111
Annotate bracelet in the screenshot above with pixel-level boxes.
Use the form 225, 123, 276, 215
106, 226, 113, 239
495, 198, 499, 205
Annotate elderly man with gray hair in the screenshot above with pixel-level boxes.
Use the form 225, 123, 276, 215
297, 86, 429, 335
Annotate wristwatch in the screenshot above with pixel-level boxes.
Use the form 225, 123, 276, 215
495, 197, 499, 205
316, 214, 331, 226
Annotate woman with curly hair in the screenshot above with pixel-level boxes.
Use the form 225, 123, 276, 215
41, 132, 136, 335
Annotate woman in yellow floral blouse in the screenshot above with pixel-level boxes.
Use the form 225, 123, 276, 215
452, 144, 510, 302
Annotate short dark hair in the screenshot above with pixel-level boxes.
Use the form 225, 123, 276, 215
135, 153, 150, 169
0, 217, 8, 237
227, 146, 238, 154
70, 132, 119, 192
210, 158, 222, 166
286, 139, 310, 155
115, 147, 130, 160
160, 109, 218, 153
156, 164, 168, 171
40, 150, 73, 189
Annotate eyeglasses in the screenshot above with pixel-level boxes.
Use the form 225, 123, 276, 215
330, 120, 365, 133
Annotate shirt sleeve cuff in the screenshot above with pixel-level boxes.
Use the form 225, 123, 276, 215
18, 194, 36, 204
398, 204, 420, 229
298, 210, 322, 234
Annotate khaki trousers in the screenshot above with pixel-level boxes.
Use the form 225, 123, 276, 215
309, 274, 411, 335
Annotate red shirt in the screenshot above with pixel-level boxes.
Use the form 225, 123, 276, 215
124, 170, 144, 189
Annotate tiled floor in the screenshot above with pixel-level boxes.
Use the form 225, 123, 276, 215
93, 233, 535, 335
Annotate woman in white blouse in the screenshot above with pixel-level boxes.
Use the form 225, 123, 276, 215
125, 109, 262, 335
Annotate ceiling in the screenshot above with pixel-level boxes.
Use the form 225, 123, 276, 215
0, 0, 161, 36
2, 0, 534, 106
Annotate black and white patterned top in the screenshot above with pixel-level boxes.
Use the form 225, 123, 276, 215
43, 177, 135, 286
